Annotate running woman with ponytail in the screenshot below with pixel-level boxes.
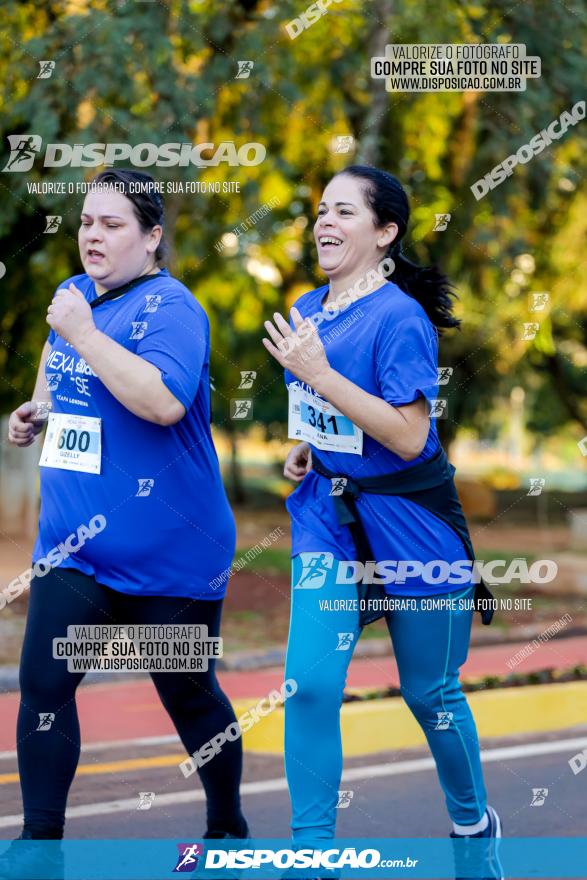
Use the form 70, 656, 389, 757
263, 166, 502, 880
5, 169, 248, 875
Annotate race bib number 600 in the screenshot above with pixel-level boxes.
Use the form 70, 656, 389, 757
288, 385, 363, 454
40, 413, 102, 474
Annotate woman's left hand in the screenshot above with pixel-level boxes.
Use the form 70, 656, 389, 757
46, 283, 96, 348
263, 307, 331, 388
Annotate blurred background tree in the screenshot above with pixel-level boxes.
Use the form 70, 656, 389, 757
1, 0, 585, 497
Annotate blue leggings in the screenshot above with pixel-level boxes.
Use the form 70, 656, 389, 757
284, 554, 487, 841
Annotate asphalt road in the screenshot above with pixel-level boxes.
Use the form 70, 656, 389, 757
1, 727, 586, 844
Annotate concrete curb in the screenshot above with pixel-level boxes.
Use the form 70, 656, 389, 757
236, 680, 587, 756
0, 625, 585, 692
217, 624, 587, 671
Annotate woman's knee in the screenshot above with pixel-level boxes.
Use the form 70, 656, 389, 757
19, 659, 80, 706
400, 674, 463, 724
284, 668, 344, 714
400, 678, 443, 720
153, 672, 225, 716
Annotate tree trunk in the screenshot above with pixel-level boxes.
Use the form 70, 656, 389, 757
544, 352, 587, 432
227, 425, 246, 505
355, 0, 394, 166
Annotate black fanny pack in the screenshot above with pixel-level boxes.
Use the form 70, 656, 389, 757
311, 445, 495, 628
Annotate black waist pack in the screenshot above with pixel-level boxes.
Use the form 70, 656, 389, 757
311, 445, 495, 628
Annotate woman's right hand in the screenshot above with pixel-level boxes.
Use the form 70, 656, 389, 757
8, 402, 47, 447
284, 441, 312, 482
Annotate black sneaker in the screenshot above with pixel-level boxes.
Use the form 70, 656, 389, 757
0, 838, 64, 880
203, 819, 250, 840
201, 822, 250, 879
450, 805, 504, 880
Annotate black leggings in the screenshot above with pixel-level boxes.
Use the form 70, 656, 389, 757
17, 567, 246, 839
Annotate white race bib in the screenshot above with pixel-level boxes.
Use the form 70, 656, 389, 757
288, 385, 363, 455
40, 413, 102, 474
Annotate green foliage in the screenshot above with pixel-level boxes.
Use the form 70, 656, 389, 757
1, 0, 585, 450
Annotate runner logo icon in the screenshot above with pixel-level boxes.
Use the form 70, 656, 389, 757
336, 632, 354, 651
130, 321, 148, 340
330, 477, 348, 496
36, 712, 55, 731
144, 294, 161, 313
137, 792, 156, 810
336, 790, 354, 808
37, 61, 56, 79
294, 552, 334, 589
2, 134, 42, 172
435, 711, 453, 730
173, 843, 204, 872
530, 788, 548, 806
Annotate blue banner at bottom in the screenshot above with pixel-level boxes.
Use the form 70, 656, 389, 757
0, 837, 586, 879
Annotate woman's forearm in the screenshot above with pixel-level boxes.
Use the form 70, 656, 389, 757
313, 366, 429, 461
32, 341, 52, 403
75, 327, 185, 425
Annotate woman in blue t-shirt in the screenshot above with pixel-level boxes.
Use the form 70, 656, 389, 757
263, 166, 502, 878
5, 169, 249, 859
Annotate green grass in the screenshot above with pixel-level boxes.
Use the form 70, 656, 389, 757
345, 664, 587, 702
236, 547, 542, 578
235, 546, 291, 574
473, 549, 538, 565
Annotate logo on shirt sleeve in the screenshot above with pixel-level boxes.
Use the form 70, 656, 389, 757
130, 321, 148, 340
46, 373, 62, 390
144, 294, 161, 313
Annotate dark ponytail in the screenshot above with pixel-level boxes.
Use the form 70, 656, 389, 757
337, 165, 460, 331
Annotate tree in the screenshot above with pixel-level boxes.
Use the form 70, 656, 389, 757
1, 0, 585, 470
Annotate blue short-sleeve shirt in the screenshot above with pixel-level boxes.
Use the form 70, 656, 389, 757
283, 280, 472, 596
34, 269, 236, 599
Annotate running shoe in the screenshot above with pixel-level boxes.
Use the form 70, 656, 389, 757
450, 805, 504, 880
201, 821, 250, 879
203, 819, 250, 839
0, 838, 64, 879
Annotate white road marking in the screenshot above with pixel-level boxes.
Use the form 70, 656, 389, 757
0, 734, 180, 761
0, 735, 584, 829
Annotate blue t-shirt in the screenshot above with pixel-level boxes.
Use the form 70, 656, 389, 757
32, 269, 236, 600
284, 281, 472, 596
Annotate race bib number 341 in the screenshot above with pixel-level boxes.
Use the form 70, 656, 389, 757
288, 385, 363, 454
40, 413, 102, 474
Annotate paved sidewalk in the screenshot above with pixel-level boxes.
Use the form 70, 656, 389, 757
0, 635, 585, 752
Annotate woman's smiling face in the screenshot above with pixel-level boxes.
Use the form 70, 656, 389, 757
78, 189, 161, 290
313, 174, 397, 281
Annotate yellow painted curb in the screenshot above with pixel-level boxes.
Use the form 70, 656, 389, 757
237, 681, 587, 756
0, 685, 582, 785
